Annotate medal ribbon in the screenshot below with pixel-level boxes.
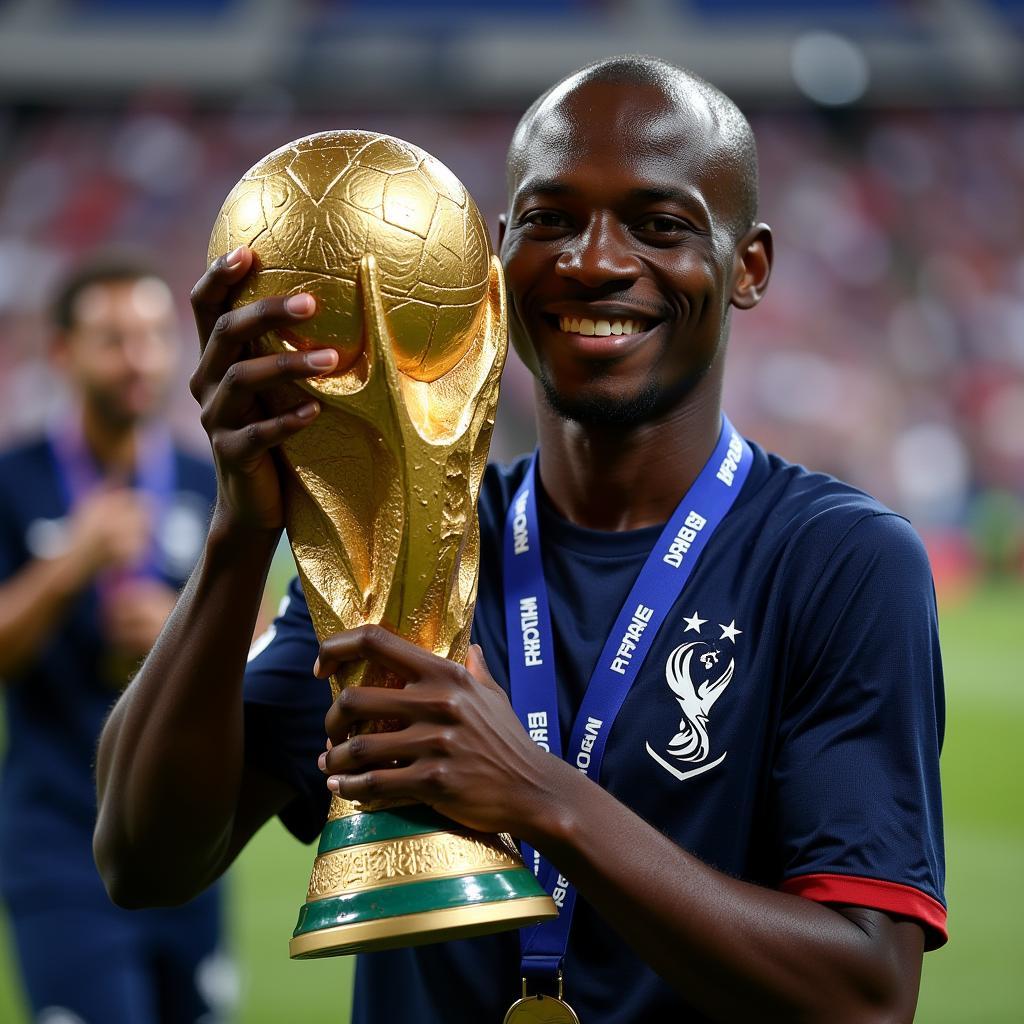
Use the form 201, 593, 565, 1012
502, 414, 752, 983
48, 416, 177, 597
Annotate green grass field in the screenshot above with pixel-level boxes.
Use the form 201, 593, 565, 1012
0, 581, 1020, 1023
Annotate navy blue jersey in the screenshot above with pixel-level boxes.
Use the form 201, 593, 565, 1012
0, 435, 218, 915
243, 442, 946, 1024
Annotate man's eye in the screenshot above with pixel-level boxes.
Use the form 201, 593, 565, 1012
635, 216, 687, 235
521, 211, 569, 229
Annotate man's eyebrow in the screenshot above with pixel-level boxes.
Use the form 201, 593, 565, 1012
515, 178, 575, 198
628, 185, 690, 203
517, 183, 698, 202
629, 185, 709, 213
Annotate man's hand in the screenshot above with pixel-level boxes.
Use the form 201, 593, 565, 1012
66, 487, 152, 582
189, 245, 339, 532
317, 627, 553, 837
103, 578, 179, 657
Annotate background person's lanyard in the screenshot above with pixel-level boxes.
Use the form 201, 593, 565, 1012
48, 416, 176, 599
502, 414, 753, 986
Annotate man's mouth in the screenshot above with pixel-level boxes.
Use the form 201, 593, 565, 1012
556, 316, 649, 337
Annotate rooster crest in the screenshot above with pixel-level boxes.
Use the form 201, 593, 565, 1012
645, 641, 734, 781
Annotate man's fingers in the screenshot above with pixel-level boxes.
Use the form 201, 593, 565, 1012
206, 348, 339, 427
320, 723, 450, 776
324, 679, 467, 741
191, 292, 318, 399
465, 643, 503, 693
326, 764, 446, 805
191, 246, 252, 348
324, 685, 407, 740
212, 402, 321, 463
221, 349, 339, 394
316, 625, 451, 684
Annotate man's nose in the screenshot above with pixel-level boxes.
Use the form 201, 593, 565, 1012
555, 214, 640, 288
120, 333, 169, 374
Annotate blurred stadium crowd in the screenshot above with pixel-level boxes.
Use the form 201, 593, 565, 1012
0, 98, 1022, 587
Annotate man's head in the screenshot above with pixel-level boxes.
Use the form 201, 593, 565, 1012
499, 55, 772, 429
51, 253, 178, 430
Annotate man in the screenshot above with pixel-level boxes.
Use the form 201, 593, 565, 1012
94, 57, 945, 1023
0, 255, 227, 1023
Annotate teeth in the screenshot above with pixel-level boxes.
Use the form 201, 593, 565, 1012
558, 316, 647, 336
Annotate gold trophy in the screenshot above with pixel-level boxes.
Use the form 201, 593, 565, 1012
209, 131, 557, 958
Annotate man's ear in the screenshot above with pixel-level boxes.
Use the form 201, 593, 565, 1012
730, 223, 773, 310
497, 213, 507, 252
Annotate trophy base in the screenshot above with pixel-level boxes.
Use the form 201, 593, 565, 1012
290, 890, 556, 959
290, 803, 557, 959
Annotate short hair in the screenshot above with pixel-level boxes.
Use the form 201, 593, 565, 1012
51, 249, 167, 331
507, 54, 759, 238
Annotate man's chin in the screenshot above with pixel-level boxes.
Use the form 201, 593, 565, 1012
539, 373, 665, 430
92, 397, 160, 432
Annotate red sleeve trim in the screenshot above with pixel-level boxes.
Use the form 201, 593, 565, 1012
781, 873, 948, 950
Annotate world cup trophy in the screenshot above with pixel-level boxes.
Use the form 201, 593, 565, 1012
209, 131, 557, 958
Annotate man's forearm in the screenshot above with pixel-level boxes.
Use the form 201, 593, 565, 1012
94, 509, 280, 906
521, 759, 922, 1024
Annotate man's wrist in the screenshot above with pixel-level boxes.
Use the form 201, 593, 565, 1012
207, 502, 282, 559
515, 753, 586, 855
48, 543, 97, 596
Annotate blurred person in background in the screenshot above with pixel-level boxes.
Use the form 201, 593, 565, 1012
0, 253, 230, 1023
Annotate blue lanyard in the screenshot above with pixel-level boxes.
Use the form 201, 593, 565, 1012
502, 414, 753, 982
47, 417, 177, 589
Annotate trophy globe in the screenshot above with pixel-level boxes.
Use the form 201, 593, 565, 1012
209, 130, 491, 389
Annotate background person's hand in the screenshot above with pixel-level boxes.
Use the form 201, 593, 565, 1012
66, 487, 153, 580
102, 577, 179, 657
189, 245, 339, 532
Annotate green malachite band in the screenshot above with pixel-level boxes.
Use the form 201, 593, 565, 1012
317, 805, 452, 855
293, 868, 546, 937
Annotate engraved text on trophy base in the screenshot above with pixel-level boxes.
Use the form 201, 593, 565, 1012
306, 832, 520, 900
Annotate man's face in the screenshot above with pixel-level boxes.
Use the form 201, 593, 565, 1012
500, 82, 748, 427
56, 277, 178, 428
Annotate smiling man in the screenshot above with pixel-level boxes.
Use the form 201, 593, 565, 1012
94, 57, 946, 1023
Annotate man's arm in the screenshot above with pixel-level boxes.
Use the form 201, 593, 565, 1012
94, 514, 284, 905
511, 754, 923, 1024
93, 246, 340, 906
315, 629, 926, 1024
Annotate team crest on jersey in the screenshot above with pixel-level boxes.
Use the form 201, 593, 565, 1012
645, 611, 741, 781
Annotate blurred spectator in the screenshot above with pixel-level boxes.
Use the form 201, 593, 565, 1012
0, 252, 233, 1022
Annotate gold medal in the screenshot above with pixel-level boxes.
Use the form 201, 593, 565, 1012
504, 973, 581, 1024
503, 996, 580, 1024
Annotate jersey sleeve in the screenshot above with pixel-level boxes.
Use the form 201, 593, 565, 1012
772, 512, 947, 948
243, 575, 332, 843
